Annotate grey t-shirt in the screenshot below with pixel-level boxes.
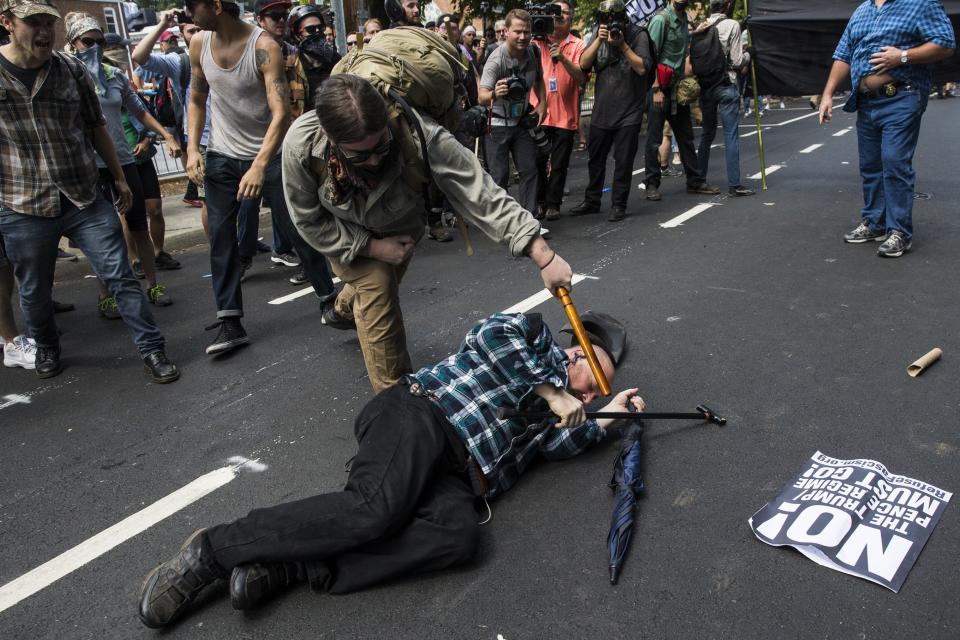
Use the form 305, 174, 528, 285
94, 65, 147, 168
585, 26, 653, 130
480, 43, 542, 125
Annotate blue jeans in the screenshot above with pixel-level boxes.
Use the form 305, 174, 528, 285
698, 82, 743, 187
0, 195, 164, 354
205, 152, 335, 318
856, 88, 926, 240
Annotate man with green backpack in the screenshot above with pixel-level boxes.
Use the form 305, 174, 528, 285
282, 27, 574, 394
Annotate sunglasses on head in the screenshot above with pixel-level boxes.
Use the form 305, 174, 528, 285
262, 11, 288, 21
338, 129, 393, 163
79, 36, 105, 48
301, 24, 324, 35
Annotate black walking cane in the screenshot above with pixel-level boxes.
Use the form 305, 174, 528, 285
497, 405, 727, 426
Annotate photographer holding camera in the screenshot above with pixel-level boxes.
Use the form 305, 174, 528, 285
529, 1, 584, 222
479, 8, 547, 217
570, 0, 651, 222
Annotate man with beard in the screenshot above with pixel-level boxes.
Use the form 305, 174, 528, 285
282, 75, 573, 393
137, 310, 643, 627
384, 0, 421, 29
0, 0, 179, 381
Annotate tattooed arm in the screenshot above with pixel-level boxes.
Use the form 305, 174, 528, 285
236, 35, 292, 200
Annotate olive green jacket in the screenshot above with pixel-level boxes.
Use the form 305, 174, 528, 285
282, 109, 542, 265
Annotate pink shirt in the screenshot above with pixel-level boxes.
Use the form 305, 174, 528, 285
530, 33, 585, 131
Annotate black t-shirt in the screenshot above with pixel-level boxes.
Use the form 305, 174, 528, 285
586, 26, 653, 130
0, 50, 48, 93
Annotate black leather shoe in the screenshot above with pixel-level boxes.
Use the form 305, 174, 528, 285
35, 347, 62, 379
52, 300, 75, 313
137, 529, 227, 628
607, 208, 626, 222
143, 351, 180, 384
687, 182, 721, 195
230, 562, 304, 610
729, 185, 756, 197
645, 186, 662, 201
569, 202, 600, 216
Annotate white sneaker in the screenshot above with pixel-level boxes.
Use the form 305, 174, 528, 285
4, 335, 37, 369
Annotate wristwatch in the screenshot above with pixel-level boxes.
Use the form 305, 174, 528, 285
900, 49, 909, 65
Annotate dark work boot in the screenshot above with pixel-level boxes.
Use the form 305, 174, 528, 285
569, 201, 600, 216
137, 529, 227, 628
230, 562, 305, 610
143, 351, 180, 384
35, 347, 62, 379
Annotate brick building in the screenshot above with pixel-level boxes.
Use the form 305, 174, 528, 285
52, 0, 131, 49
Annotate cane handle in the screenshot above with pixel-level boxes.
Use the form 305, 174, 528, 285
555, 286, 612, 397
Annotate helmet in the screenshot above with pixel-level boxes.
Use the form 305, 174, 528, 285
598, 0, 626, 14
384, 0, 405, 24
559, 311, 627, 366
288, 4, 328, 42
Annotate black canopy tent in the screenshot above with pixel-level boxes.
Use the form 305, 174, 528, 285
747, 0, 960, 96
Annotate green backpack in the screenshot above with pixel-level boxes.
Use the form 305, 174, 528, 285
331, 26, 469, 191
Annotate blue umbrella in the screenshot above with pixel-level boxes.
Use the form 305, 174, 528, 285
607, 419, 645, 585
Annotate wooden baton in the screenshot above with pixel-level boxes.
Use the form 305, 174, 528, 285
555, 286, 612, 397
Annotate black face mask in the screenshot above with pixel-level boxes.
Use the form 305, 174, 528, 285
674, 0, 689, 11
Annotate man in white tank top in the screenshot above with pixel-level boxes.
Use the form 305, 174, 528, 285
183, 0, 332, 354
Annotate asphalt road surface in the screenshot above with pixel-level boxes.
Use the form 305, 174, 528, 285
2, 98, 958, 640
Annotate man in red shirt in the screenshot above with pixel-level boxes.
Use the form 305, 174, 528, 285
531, 1, 584, 221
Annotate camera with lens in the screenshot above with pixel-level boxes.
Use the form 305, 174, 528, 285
173, 10, 193, 24
595, 0, 628, 41
518, 107, 551, 154
525, 3, 561, 39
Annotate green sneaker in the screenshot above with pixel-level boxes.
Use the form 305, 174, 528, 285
97, 295, 120, 319
148, 284, 173, 306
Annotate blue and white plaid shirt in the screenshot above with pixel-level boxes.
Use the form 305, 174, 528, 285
411, 313, 604, 498
833, 0, 956, 112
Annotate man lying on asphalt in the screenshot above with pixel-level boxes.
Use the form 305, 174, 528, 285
137, 311, 645, 628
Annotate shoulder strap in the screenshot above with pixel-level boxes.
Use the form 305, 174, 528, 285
178, 52, 191, 97
387, 88, 436, 217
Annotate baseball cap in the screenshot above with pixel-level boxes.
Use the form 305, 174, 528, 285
159, 29, 179, 42
253, 0, 291, 15
0, 0, 61, 19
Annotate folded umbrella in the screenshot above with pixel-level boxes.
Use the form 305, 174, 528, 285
607, 419, 645, 585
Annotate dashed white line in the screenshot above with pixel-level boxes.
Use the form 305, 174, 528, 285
0, 461, 252, 614
0, 393, 31, 411
269, 277, 342, 305
659, 203, 718, 229
833, 127, 852, 137
800, 143, 823, 154
748, 165, 783, 180
631, 168, 646, 175
502, 274, 597, 314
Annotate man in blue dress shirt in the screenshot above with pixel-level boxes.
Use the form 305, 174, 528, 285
819, 0, 954, 258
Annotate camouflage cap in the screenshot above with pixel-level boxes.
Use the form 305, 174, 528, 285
0, 0, 62, 20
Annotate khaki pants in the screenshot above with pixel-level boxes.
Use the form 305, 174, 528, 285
328, 254, 412, 394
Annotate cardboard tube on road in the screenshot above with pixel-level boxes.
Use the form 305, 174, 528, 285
907, 347, 942, 377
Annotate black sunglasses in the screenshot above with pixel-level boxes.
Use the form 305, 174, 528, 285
79, 36, 105, 48
262, 11, 288, 21
301, 24, 324, 35
338, 129, 393, 163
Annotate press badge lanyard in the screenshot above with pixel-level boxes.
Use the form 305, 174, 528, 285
546, 34, 574, 93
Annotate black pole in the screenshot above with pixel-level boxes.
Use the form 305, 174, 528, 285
497, 405, 726, 426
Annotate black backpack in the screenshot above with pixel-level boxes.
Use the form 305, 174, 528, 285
153, 52, 190, 128
689, 22, 729, 92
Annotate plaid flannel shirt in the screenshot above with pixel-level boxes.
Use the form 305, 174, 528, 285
0, 51, 106, 217
412, 313, 604, 498
834, 0, 956, 112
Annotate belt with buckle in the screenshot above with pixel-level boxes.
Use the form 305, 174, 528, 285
860, 81, 908, 100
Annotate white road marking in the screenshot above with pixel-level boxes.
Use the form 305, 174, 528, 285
0, 461, 254, 614
269, 277, 342, 305
775, 110, 822, 126
800, 143, 823, 153
710, 143, 723, 149
0, 394, 31, 411
631, 168, 646, 175
748, 165, 783, 180
833, 127, 852, 137
502, 274, 596, 314
659, 203, 718, 229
